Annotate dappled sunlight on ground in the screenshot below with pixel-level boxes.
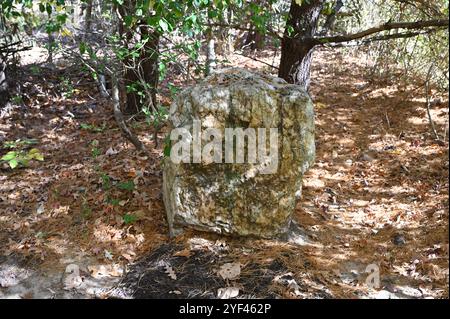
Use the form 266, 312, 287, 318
0, 48, 448, 298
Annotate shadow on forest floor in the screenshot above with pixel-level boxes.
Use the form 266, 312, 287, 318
0, 48, 448, 299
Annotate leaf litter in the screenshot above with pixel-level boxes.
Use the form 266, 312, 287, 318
0, 49, 448, 299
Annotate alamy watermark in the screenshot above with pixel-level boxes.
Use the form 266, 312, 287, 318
169, 120, 279, 174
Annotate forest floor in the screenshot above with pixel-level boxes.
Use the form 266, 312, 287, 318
0, 47, 448, 299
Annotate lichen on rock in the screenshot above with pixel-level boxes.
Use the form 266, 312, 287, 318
163, 68, 315, 239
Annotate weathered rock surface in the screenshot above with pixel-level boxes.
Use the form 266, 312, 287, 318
163, 68, 315, 239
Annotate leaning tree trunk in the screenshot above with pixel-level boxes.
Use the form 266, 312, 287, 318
278, 0, 323, 91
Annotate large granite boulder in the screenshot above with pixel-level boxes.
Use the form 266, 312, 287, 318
163, 68, 315, 239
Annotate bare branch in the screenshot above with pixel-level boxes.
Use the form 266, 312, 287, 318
111, 74, 150, 155
203, 23, 284, 39
324, 28, 441, 47
313, 19, 449, 45
234, 51, 279, 70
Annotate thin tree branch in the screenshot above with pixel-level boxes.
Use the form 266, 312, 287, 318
324, 28, 441, 47
234, 51, 279, 70
203, 23, 284, 39
313, 19, 449, 45
111, 74, 150, 155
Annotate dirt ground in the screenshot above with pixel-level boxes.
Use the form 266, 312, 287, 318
0, 47, 448, 299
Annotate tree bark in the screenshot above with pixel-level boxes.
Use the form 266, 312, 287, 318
244, 27, 265, 50
117, 2, 160, 115
278, 0, 324, 90
84, 0, 93, 35
138, 25, 159, 112
320, 0, 343, 35
0, 58, 9, 109
313, 19, 449, 45
205, 29, 216, 76
215, 7, 233, 56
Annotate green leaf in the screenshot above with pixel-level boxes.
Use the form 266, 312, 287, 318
56, 13, 67, 24
22, 138, 38, 146
79, 41, 87, 55
1, 151, 17, 161
9, 159, 18, 169
124, 15, 133, 27
19, 158, 29, 166
27, 148, 45, 161
163, 137, 171, 157
286, 25, 294, 36
101, 173, 111, 190
109, 198, 120, 206
46, 3, 52, 15
117, 181, 135, 191
91, 147, 100, 158
123, 214, 137, 225
158, 19, 169, 32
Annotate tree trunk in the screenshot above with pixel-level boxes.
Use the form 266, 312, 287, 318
84, 0, 93, 34
216, 7, 233, 57
121, 27, 159, 114
205, 30, 216, 76
244, 27, 265, 50
278, 0, 323, 90
142, 26, 159, 110
321, 0, 343, 34
47, 32, 54, 64
117, 3, 160, 115
0, 58, 9, 109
